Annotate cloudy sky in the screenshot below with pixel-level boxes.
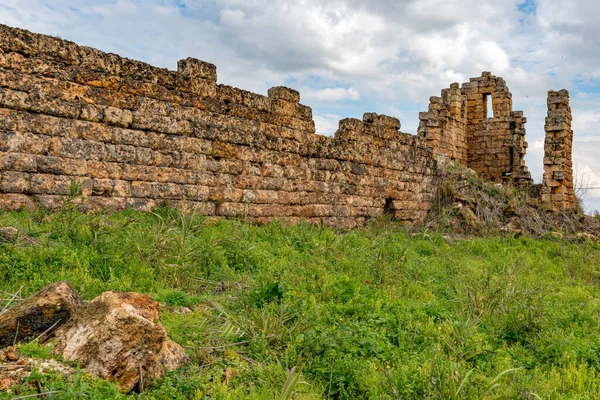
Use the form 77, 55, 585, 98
1, 0, 600, 212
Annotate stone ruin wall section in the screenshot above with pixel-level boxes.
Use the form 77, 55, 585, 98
419, 72, 533, 188
418, 83, 468, 165
463, 73, 531, 186
542, 90, 575, 211
0, 25, 437, 227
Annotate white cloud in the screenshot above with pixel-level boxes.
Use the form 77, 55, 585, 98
474, 41, 511, 75
573, 163, 600, 214
302, 87, 360, 103
313, 113, 343, 136
572, 110, 600, 138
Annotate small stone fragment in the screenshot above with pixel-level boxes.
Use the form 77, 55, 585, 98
0, 378, 14, 390
4, 346, 19, 361
54, 291, 189, 392
0, 281, 83, 348
460, 206, 479, 228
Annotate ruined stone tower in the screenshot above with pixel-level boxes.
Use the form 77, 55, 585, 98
419, 72, 576, 212
419, 72, 532, 187
542, 90, 575, 211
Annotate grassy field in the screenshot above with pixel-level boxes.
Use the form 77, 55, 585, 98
1, 206, 600, 399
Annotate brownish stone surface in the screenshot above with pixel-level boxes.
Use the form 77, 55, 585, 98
542, 90, 575, 211
0, 24, 578, 224
54, 291, 189, 392
419, 72, 533, 188
418, 83, 468, 165
0, 281, 83, 348
0, 24, 437, 227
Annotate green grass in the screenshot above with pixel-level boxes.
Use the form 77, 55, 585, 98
1, 207, 600, 399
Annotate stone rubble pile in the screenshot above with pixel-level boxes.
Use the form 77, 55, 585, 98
0, 282, 188, 392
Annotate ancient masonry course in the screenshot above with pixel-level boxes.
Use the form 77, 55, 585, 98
0, 25, 576, 227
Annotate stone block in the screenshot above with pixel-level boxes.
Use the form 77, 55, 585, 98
176, 75, 217, 98
36, 156, 87, 176
103, 107, 132, 127
0, 281, 82, 348
177, 57, 217, 82
55, 290, 188, 392
269, 99, 296, 117
0, 153, 37, 172
113, 180, 131, 197
92, 178, 114, 196
337, 118, 364, 133
363, 113, 401, 130
267, 86, 300, 103
1, 171, 30, 193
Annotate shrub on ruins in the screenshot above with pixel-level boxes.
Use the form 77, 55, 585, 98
427, 160, 600, 238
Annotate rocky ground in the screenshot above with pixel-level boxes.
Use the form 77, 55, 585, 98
425, 160, 600, 238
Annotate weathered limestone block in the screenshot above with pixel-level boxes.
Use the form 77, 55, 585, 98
36, 156, 88, 176
0, 152, 37, 172
0, 281, 83, 348
363, 113, 401, 130
547, 89, 570, 105
268, 86, 300, 103
553, 171, 565, 181
0, 193, 35, 210
104, 107, 133, 127
337, 118, 364, 134
55, 291, 189, 392
175, 58, 218, 98
270, 99, 297, 117
1, 171, 30, 193
177, 57, 217, 82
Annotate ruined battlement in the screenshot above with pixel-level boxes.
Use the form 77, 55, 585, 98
0, 24, 437, 227
0, 25, 576, 226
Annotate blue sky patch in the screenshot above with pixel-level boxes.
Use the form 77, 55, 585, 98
518, 0, 536, 15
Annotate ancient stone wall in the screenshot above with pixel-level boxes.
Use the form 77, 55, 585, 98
418, 83, 467, 164
0, 24, 580, 224
464, 73, 532, 186
0, 24, 436, 227
419, 72, 533, 187
542, 90, 575, 211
